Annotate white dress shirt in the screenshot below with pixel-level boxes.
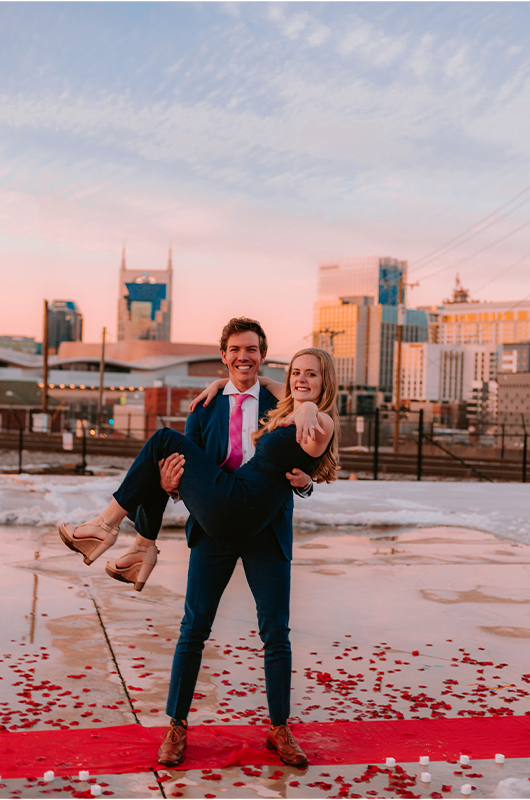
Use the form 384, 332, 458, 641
223, 379, 260, 465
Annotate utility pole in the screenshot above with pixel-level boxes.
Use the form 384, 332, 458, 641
318, 328, 344, 357
42, 299, 49, 415
97, 327, 106, 435
392, 277, 419, 452
393, 278, 405, 452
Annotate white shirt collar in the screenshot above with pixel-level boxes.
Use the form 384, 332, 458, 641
223, 379, 260, 400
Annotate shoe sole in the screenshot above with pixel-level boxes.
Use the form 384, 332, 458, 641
157, 757, 185, 767
265, 740, 308, 767
105, 565, 135, 584
105, 565, 145, 592
59, 525, 86, 558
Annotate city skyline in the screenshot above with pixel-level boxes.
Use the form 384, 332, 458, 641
2, 2, 530, 353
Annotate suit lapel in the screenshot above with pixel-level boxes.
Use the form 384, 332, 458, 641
216, 393, 230, 462
258, 387, 276, 428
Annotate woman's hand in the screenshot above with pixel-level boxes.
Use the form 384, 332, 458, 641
280, 401, 326, 444
189, 379, 228, 412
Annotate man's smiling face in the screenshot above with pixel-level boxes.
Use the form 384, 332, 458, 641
221, 330, 266, 391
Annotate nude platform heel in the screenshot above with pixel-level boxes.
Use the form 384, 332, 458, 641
105, 540, 159, 592
59, 516, 120, 565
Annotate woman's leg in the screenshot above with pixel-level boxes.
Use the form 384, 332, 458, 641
71, 498, 129, 540
59, 429, 175, 567
112, 428, 180, 519
58, 497, 128, 565
113, 427, 248, 540
113, 427, 290, 541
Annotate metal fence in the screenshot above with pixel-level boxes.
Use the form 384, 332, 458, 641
3, 408, 530, 482
338, 410, 530, 482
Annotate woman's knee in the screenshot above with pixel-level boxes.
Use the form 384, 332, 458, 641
152, 426, 183, 455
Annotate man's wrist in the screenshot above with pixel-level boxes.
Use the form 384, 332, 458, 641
296, 479, 313, 497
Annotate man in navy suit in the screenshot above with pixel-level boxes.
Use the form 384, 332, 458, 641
157, 317, 313, 768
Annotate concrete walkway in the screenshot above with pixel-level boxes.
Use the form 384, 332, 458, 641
1, 522, 529, 798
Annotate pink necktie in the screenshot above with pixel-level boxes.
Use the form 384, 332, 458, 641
221, 393, 251, 472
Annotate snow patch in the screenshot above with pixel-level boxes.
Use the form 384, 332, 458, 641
1, 475, 530, 548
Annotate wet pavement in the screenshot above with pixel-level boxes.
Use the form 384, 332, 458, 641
0, 522, 529, 798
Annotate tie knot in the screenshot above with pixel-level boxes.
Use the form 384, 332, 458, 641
234, 393, 251, 406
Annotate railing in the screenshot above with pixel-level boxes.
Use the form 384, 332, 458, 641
339, 408, 530, 482
2, 412, 530, 482
0, 430, 145, 474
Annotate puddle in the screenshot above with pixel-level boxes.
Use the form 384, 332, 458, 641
292, 524, 530, 568
422, 588, 530, 604
295, 524, 495, 541
480, 625, 530, 637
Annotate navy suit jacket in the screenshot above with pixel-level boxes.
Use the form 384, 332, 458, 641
184, 387, 294, 560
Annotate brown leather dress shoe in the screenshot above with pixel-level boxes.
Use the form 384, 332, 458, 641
157, 724, 187, 766
266, 724, 308, 767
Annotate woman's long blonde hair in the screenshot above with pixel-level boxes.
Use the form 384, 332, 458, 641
253, 348, 340, 483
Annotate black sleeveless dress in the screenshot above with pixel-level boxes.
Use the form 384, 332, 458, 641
176, 424, 318, 539
115, 424, 318, 541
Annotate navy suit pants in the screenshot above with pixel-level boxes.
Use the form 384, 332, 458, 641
166, 527, 292, 727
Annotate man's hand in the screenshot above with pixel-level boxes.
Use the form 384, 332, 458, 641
281, 401, 326, 443
159, 453, 185, 494
286, 468, 311, 489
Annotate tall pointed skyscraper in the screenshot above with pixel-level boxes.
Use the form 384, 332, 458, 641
117, 248, 173, 341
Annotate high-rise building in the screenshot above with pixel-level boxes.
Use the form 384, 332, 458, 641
421, 276, 530, 346
313, 299, 427, 392
317, 256, 408, 305
0, 336, 38, 354
399, 342, 499, 404
117, 249, 172, 341
48, 301, 83, 354
499, 342, 530, 373
313, 257, 427, 412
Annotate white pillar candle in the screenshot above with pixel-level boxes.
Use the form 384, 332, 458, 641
495, 753, 505, 764
44, 771, 54, 782
79, 771, 90, 781
419, 756, 429, 766
459, 754, 470, 765
90, 786, 102, 797
385, 757, 396, 767
461, 784, 472, 795
421, 772, 432, 783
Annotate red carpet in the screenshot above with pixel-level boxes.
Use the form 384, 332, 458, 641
1, 717, 529, 778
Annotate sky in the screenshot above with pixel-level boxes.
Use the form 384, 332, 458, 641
2, 1, 530, 354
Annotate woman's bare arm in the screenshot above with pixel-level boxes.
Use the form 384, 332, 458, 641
280, 400, 326, 443
189, 374, 285, 413
258, 376, 285, 401
293, 404, 334, 457
189, 379, 228, 412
